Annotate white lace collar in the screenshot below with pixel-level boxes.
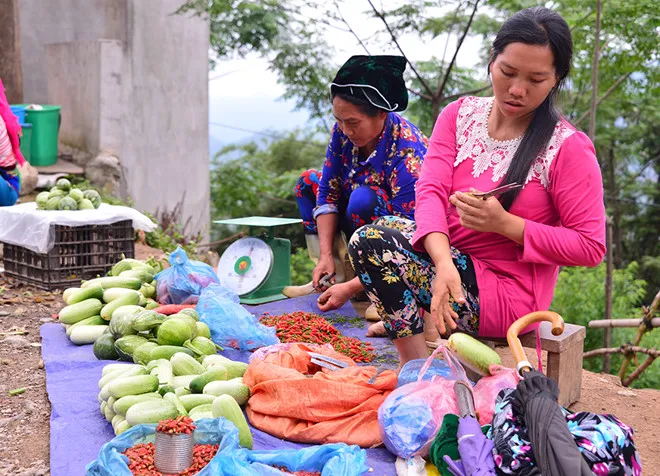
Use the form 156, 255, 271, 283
454, 96, 575, 188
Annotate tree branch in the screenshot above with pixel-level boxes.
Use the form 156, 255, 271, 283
575, 73, 631, 126
583, 345, 660, 359
436, 0, 480, 99
408, 87, 433, 101
366, 0, 435, 98
587, 0, 602, 140
334, 1, 370, 54
589, 317, 660, 329
441, 84, 491, 103
623, 356, 657, 387
570, 9, 594, 33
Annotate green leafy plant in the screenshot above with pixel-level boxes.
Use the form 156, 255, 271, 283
551, 262, 659, 389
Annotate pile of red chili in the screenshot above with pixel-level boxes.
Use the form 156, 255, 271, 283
123, 417, 219, 475
123, 442, 220, 475
156, 415, 195, 434
260, 311, 376, 363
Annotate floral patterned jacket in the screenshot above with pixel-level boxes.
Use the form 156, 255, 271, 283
314, 113, 428, 220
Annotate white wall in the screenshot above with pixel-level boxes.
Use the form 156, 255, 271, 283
120, 0, 210, 237
19, 0, 211, 238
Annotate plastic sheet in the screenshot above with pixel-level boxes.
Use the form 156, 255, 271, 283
0, 202, 155, 254
197, 283, 279, 350
206, 443, 368, 475
85, 418, 240, 476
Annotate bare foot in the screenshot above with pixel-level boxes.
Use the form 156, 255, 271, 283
366, 321, 387, 337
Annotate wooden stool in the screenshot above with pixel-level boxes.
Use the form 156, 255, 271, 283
483, 321, 586, 407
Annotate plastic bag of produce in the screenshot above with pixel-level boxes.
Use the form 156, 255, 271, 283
204, 443, 368, 476
85, 417, 239, 476
196, 284, 279, 351
378, 346, 467, 459
155, 247, 220, 305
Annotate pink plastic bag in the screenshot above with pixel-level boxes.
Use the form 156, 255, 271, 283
473, 364, 520, 425
378, 346, 466, 459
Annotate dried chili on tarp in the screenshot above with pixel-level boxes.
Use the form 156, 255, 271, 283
260, 311, 376, 363
123, 441, 219, 475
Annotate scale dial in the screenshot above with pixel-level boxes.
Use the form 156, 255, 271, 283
217, 237, 273, 296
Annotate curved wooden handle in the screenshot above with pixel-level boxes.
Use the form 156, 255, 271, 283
506, 311, 565, 373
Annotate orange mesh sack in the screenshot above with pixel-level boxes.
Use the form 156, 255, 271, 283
243, 343, 397, 447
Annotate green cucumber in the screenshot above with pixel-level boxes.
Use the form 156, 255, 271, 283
107, 375, 159, 399
66, 315, 105, 336
66, 286, 104, 305
178, 394, 216, 412
113, 393, 162, 416
101, 291, 142, 321
189, 367, 227, 394
125, 399, 178, 426
59, 298, 104, 325
447, 332, 502, 376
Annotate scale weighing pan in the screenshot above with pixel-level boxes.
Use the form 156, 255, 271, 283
214, 216, 302, 305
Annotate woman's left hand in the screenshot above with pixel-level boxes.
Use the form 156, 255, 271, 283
449, 189, 510, 234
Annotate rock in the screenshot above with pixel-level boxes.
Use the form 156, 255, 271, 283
23, 400, 38, 415
617, 389, 638, 397
2, 335, 31, 348
18, 162, 38, 196
85, 152, 122, 194
58, 144, 92, 167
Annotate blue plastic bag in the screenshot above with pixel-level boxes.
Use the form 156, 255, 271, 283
197, 283, 279, 350
204, 443, 369, 476
155, 247, 220, 304
85, 418, 239, 476
397, 358, 454, 387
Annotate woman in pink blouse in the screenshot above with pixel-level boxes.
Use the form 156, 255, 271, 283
348, 7, 606, 366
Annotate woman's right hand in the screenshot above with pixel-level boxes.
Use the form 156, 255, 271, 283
312, 255, 336, 291
430, 259, 465, 335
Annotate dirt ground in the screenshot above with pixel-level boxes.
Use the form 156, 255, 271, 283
0, 251, 658, 474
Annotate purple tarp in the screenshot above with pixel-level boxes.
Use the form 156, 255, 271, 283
41, 294, 398, 475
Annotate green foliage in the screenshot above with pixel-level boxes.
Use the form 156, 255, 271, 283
290, 247, 315, 285
551, 263, 659, 389
210, 130, 326, 254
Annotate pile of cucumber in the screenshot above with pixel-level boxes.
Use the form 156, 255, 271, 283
59, 258, 161, 346
98, 353, 252, 448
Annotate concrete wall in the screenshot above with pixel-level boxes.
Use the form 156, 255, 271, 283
46, 40, 122, 154
19, 0, 211, 238
120, 0, 210, 237
19, 0, 127, 104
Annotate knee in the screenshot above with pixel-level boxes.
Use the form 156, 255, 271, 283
372, 215, 398, 227
296, 169, 320, 188
346, 185, 383, 217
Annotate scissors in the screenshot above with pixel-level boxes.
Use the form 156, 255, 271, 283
468, 182, 522, 200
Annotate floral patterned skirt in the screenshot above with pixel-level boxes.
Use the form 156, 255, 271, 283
347, 215, 480, 340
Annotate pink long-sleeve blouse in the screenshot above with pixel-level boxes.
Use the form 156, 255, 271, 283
412, 96, 606, 337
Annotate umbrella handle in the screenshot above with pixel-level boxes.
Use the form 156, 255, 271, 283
506, 311, 564, 377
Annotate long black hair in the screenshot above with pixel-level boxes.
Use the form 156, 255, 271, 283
489, 7, 572, 210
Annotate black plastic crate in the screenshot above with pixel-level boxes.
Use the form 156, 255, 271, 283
2, 220, 135, 290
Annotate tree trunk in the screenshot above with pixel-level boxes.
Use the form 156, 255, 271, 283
603, 216, 614, 373
606, 144, 623, 267
588, 0, 602, 141
432, 97, 442, 122
0, 0, 23, 103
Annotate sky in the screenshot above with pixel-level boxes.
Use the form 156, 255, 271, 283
207, 2, 487, 153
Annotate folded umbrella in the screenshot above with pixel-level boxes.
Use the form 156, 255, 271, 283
443, 381, 496, 476
498, 311, 591, 476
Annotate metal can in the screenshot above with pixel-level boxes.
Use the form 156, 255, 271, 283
155, 430, 194, 474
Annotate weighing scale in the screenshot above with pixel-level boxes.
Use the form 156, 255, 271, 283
214, 216, 303, 305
